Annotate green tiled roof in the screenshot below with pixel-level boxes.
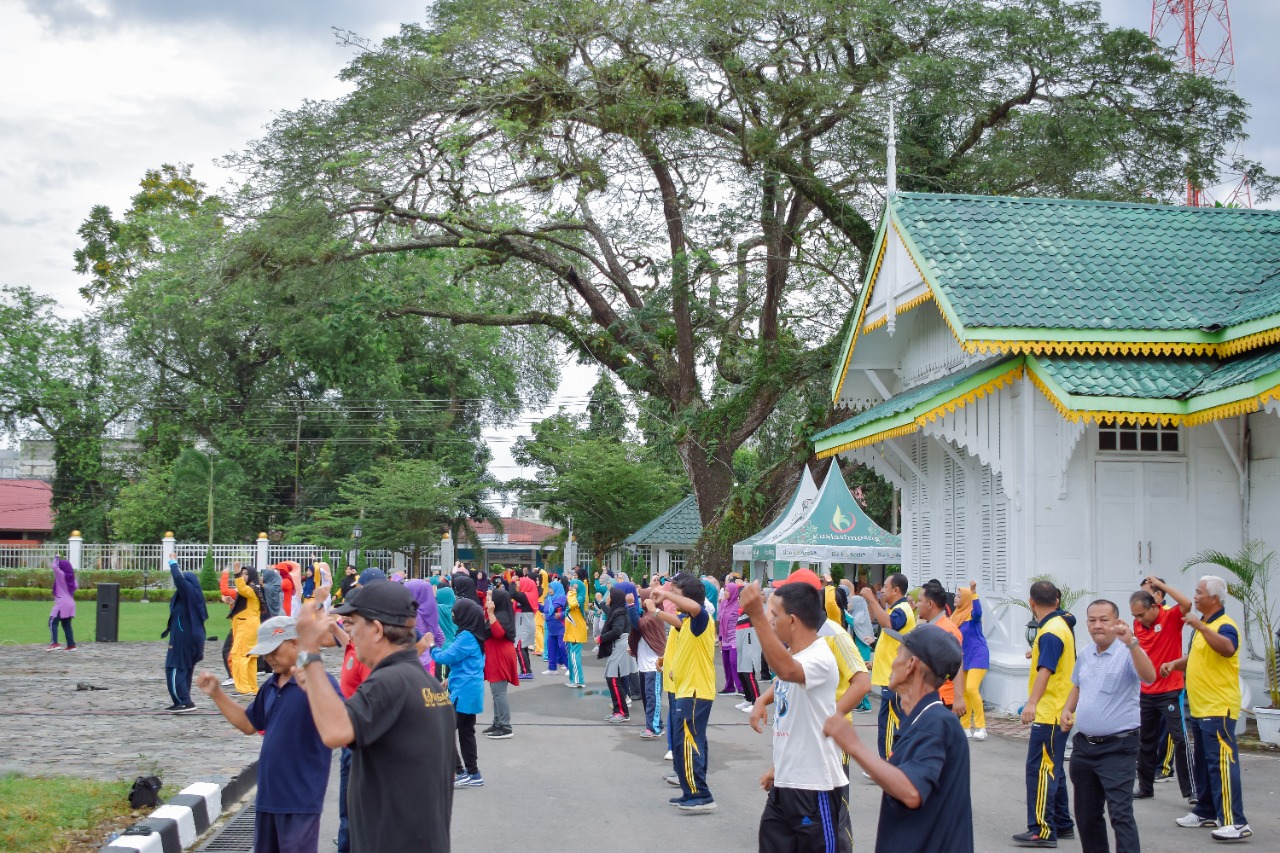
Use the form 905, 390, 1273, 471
624, 495, 701, 546
893, 193, 1280, 332
1037, 345, 1280, 400
813, 360, 1006, 443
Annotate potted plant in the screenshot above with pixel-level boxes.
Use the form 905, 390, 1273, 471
1183, 540, 1280, 745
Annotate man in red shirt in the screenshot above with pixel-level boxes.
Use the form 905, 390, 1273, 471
1129, 588, 1194, 803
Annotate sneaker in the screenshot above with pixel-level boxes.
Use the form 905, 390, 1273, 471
734, 701, 750, 712
486, 728, 513, 740
668, 795, 689, 806
965, 728, 973, 739
171, 703, 197, 714
518, 673, 534, 680
718, 687, 735, 695
564, 682, 580, 688
640, 729, 659, 739
541, 669, 558, 675
664, 774, 681, 787
1210, 824, 1253, 841
1155, 772, 1175, 784
1175, 813, 1219, 828
972, 728, 988, 741
1057, 828, 1074, 840
63, 645, 77, 651
1010, 830, 1056, 847
855, 704, 872, 713
163, 703, 181, 712
221, 677, 235, 687
453, 772, 471, 788
481, 724, 497, 734
46, 643, 62, 652
1134, 787, 1154, 800
463, 772, 485, 787
664, 750, 673, 761
739, 702, 754, 713
677, 797, 716, 813
606, 713, 629, 723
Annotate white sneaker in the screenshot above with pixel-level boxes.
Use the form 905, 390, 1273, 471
221, 678, 235, 687
664, 750, 673, 761
965, 727, 973, 739
972, 728, 988, 741
541, 669, 557, 675
1210, 824, 1252, 841
1175, 812, 1219, 828
735, 701, 750, 712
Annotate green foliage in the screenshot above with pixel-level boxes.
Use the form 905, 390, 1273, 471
1182, 541, 1280, 708
200, 550, 219, 593
0, 772, 143, 853
996, 573, 1093, 614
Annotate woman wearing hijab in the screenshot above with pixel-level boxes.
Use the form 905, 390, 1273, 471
631, 588, 668, 738
701, 576, 720, 621
597, 587, 636, 722
259, 566, 283, 619
452, 572, 480, 606
482, 587, 520, 739
718, 580, 741, 695
406, 579, 446, 676
434, 578, 458, 681
228, 565, 264, 695
336, 564, 357, 605
475, 570, 490, 610
563, 568, 589, 688
541, 580, 568, 674
513, 569, 540, 679
430, 597, 487, 787
952, 581, 990, 740
162, 554, 207, 712
844, 579, 876, 713
48, 557, 77, 651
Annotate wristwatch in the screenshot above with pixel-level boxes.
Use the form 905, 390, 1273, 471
298, 651, 324, 668
1127, 638, 1140, 649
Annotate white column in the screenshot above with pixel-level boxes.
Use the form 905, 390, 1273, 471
439, 532, 454, 575
162, 532, 176, 566
256, 532, 269, 573
68, 531, 83, 572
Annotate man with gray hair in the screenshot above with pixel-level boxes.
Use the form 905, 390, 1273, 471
1146, 575, 1251, 842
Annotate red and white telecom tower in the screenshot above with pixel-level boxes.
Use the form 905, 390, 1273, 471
1150, 0, 1252, 207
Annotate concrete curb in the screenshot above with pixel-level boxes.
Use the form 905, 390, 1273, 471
100, 762, 258, 853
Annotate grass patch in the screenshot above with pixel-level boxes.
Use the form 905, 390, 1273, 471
0, 600, 221, 645
0, 774, 142, 853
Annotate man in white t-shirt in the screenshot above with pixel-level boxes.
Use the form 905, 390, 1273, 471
741, 580, 852, 853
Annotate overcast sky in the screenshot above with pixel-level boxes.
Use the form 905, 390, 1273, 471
2, 0, 1276, 497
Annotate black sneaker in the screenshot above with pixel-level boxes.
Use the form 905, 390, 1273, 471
1134, 787, 1154, 800
486, 728, 513, 740
171, 703, 197, 714
1011, 830, 1057, 848
1057, 828, 1074, 840
481, 725, 497, 735
163, 703, 181, 712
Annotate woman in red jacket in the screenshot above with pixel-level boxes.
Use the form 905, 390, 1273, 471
482, 584, 520, 740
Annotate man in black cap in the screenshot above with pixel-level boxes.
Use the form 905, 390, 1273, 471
294, 580, 455, 852
824, 623, 973, 853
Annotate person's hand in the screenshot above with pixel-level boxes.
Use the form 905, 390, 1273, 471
953, 696, 967, 719
1143, 575, 1164, 591
291, 664, 309, 688
823, 712, 851, 739
1159, 660, 1176, 678
859, 586, 876, 602
1182, 610, 1203, 630
651, 588, 667, 603
1021, 701, 1038, 725
739, 581, 764, 617
969, 580, 977, 591
294, 602, 327, 653
625, 593, 635, 606
759, 766, 775, 792
750, 700, 768, 733
169, 552, 177, 561
195, 672, 220, 697
423, 632, 435, 649
485, 596, 495, 615
1112, 620, 1133, 644
643, 597, 656, 613
1060, 708, 1074, 733
1025, 650, 1033, 660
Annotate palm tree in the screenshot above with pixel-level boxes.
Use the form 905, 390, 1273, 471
1183, 541, 1280, 709
172, 448, 241, 546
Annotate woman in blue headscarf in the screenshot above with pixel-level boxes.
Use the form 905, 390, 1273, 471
541, 580, 568, 674
162, 556, 207, 712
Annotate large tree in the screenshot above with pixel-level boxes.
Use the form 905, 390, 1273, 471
229, 0, 1266, 568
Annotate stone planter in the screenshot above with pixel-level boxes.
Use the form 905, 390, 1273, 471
1253, 706, 1280, 746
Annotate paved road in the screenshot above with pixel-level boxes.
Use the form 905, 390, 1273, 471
304, 654, 1280, 851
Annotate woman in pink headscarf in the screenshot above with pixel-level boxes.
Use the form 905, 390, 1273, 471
49, 557, 77, 651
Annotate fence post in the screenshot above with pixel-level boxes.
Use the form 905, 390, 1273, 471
68, 530, 83, 572
439, 532, 453, 577
256, 532, 269, 573
162, 531, 176, 565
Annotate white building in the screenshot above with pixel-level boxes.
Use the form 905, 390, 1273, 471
816, 192, 1280, 713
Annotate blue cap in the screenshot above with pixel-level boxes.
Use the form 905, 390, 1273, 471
358, 568, 387, 585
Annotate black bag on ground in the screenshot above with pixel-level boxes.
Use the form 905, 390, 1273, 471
128, 775, 162, 810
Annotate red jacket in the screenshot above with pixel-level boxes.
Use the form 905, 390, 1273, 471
483, 618, 519, 685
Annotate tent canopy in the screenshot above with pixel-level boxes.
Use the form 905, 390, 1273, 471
731, 466, 818, 561
751, 465, 901, 565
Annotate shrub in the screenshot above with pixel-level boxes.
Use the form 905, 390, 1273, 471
199, 551, 219, 593
0, 587, 222, 603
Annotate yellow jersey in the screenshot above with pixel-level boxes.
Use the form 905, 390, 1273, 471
1186, 609, 1241, 718
663, 622, 681, 695
672, 610, 716, 699
563, 586, 588, 644
1028, 613, 1075, 725
871, 599, 916, 686
820, 620, 868, 722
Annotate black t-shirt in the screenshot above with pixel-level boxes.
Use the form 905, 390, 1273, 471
875, 690, 974, 853
345, 647, 455, 852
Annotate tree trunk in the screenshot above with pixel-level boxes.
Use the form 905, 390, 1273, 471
678, 436, 736, 577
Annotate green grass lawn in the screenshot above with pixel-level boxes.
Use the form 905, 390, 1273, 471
0, 600, 220, 645
0, 773, 145, 852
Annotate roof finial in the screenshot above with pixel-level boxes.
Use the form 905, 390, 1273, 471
887, 104, 897, 196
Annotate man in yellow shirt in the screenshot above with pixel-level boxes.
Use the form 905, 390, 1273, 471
860, 573, 915, 759
653, 573, 717, 813
1013, 580, 1076, 848
1149, 575, 1251, 841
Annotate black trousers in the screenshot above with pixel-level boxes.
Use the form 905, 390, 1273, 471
758, 786, 852, 853
1069, 731, 1141, 853
454, 710, 478, 775
1136, 690, 1193, 799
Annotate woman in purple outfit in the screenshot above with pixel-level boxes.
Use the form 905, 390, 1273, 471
406, 578, 446, 676
49, 557, 78, 651
718, 579, 741, 694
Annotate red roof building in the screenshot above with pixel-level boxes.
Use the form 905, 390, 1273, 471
0, 479, 54, 542
468, 517, 561, 546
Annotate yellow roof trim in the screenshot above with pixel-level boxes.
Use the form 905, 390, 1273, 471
833, 236, 889, 400
863, 289, 935, 334
1218, 326, 1280, 357
816, 365, 1024, 459
966, 339, 1217, 357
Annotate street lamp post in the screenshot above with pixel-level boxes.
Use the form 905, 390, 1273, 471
352, 524, 363, 571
